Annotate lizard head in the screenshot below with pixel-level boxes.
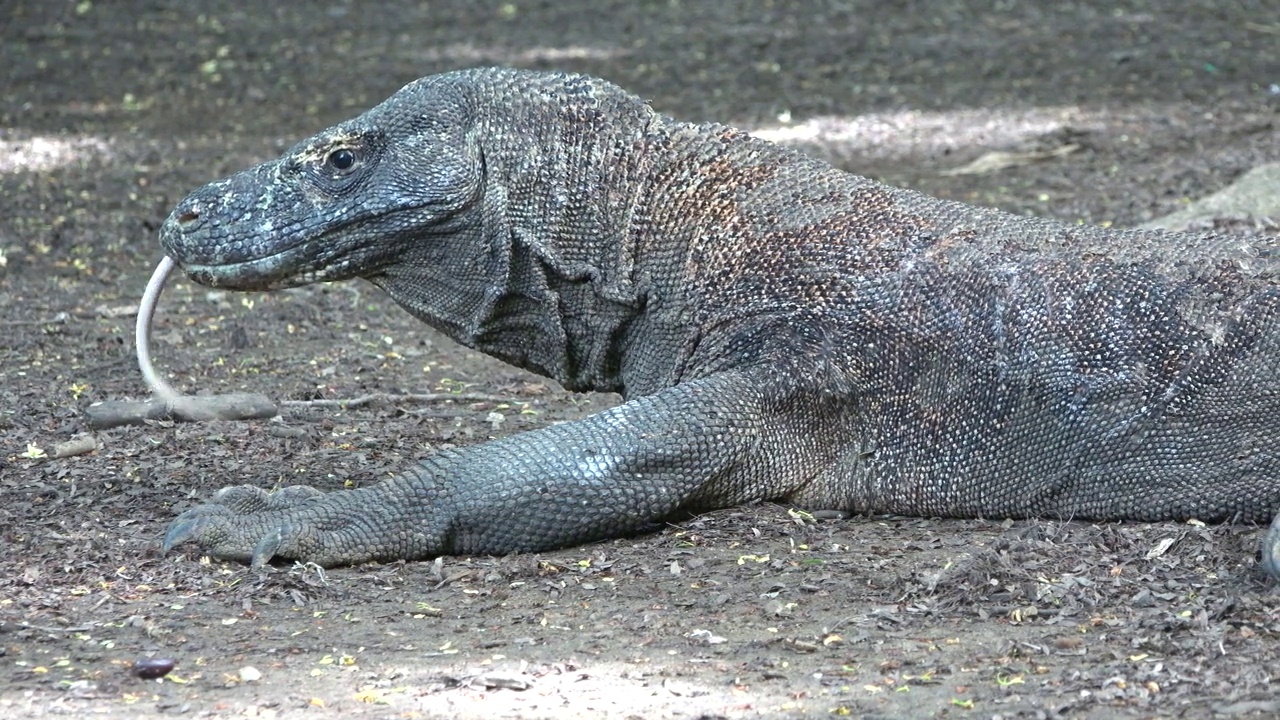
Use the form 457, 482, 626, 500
159, 68, 657, 382
158, 72, 487, 291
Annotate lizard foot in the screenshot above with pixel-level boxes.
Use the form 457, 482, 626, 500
163, 484, 375, 568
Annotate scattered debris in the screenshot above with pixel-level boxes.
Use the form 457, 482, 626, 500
51, 434, 97, 458
131, 658, 177, 679
477, 673, 530, 691
686, 629, 727, 645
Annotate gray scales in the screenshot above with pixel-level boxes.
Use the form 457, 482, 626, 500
155, 67, 1280, 577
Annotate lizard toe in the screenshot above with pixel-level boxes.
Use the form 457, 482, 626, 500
1261, 513, 1280, 581
245, 522, 336, 568
207, 484, 275, 513
162, 511, 219, 553
269, 485, 327, 508
208, 484, 325, 513
250, 525, 287, 569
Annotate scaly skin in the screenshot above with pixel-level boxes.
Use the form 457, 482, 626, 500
158, 68, 1280, 574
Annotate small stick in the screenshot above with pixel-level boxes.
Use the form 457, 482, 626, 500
280, 392, 526, 408
86, 393, 279, 429
85, 256, 277, 430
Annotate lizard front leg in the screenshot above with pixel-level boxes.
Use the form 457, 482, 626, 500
163, 370, 776, 567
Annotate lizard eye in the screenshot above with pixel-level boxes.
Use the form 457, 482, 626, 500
326, 148, 357, 172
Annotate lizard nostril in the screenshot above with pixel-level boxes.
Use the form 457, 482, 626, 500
177, 209, 200, 224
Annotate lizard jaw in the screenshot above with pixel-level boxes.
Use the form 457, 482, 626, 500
176, 253, 329, 291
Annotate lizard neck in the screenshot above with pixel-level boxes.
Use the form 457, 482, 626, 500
374, 74, 666, 394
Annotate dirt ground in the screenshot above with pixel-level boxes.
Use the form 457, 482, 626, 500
3, 1, 1279, 718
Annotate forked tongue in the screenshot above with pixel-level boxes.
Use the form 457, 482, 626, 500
136, 256, 183, 403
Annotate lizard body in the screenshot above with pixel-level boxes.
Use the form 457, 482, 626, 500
157, 68, 1280, 574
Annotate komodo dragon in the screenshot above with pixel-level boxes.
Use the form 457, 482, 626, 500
157, 67, 1280, 576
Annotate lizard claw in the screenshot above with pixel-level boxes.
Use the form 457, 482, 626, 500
1261, 514, 1280, 582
